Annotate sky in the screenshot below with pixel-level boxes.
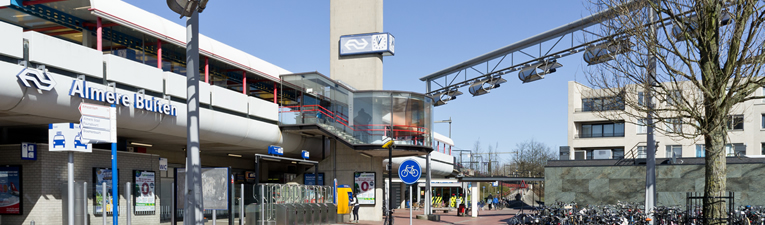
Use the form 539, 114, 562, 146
126, 0, 595, 164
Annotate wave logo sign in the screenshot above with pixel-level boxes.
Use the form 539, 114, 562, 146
16, 67, 56, 91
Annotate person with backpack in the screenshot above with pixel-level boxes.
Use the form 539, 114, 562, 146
350, 196, 360, 223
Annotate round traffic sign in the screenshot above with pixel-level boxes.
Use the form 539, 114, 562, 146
398, 159, 421, 185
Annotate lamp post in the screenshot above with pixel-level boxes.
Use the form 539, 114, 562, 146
382, 139, 394, 225
166, 1, 209, 225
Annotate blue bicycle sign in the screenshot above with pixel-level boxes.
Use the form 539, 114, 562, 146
398, 159, 421, 185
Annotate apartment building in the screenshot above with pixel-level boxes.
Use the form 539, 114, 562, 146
565, 81, 765, 160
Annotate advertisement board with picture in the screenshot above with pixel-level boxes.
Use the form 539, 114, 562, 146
93, 168, 117, 214
133, 170, 156, 213
353, 172, 375, 205
0, 165, 22, 215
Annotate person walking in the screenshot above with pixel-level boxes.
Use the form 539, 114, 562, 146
351, 196, 360, 223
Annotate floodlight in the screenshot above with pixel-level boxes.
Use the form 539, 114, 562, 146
583, 39, 633, 65
518, 60, 563, 83
468, 77, 507, 96
167, 0, 209, 18
432, 89, 463, 106
672, 11, 732, 41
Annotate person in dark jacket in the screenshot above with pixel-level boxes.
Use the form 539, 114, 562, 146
350, 196, 360, 223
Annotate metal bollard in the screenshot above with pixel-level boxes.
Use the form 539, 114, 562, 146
83, 182, 88, 225
126, 182, 131, 225
102, 182, 107, 225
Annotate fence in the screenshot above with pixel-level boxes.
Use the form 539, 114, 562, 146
686, 192, 735, 224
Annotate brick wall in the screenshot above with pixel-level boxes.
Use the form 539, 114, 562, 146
0, 144, 161, 225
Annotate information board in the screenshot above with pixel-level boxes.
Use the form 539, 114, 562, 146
304, 173, 324, 185
133, 170, 156, 212
0, 165, 22, 215
353, 172, 376, 205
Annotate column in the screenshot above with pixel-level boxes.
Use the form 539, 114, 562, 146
470, 182, 478, 218
242, 71, 247, 95
157, 39, 162, 69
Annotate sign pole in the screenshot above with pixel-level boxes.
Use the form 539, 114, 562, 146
111, 103, 119, 225
68, 151, 74, 225
409, 185, 412, 225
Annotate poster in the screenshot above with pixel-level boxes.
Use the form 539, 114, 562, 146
353, 172, 375, 205
133, 170, 155, 212
0, 166, 22, 215
93, 168, 115, 214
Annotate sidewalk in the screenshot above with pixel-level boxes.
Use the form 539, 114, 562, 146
339, 208, 520, 225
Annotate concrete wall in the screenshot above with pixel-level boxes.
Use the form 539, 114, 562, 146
545, 159, 765, 206
314, 139, 385, 221
0, 144, 160, 225
329, 0, 384, 90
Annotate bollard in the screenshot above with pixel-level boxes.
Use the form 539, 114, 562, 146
240, 183, 244, 225
83, 182, 88, 225
126, 182, 131, 225
102, 182, 107, 225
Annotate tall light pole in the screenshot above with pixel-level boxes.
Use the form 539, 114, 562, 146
166, 1, 209, 225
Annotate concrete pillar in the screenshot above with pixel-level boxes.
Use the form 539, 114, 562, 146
81, 30, 95, 48
470, 182, 478, 217
329, 0, 384, 90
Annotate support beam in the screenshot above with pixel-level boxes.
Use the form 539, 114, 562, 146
96, 17, 102, 51
46, 30, 81, 36
24, 25, 66, 32
470, 182, 478, 217
205, 57, 209, 83
83, 22, 118, 28
273, 82, 277, 104
157, 39, 162, 69
22, 0, 66, 6
242, 71, 247, 95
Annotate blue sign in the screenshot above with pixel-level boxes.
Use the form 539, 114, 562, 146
48, 123, 92, 152
398, 159, 421, 185
339, 32, 395, 56
267, 145, 283, 156
301, 150, 309, 159
304, 173, 324, 185
21, 142, 36, 160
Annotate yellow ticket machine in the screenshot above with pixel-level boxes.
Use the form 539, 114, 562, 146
336, 185, 353, 214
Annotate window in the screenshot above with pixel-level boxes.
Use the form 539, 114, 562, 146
696, 144, 705, 157
666, 145, 682, 158
667, 90, 682, 106
580, 122, 625, 138
638, 92, 645, 106
575, 151, 586, 160
637, 119, 647, 134
666, 118, 683, 133
762, 114, 765, 129
726, 115, 744, 130
637, 146, 647, 159
613, 149, 625, 159
725, 143, 745, 157
762, 143, 765, 155
581, 95, 625, 112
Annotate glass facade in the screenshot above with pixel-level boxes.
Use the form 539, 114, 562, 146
280, 73, 433, 149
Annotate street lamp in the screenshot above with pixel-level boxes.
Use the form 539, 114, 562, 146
518, 60, 562, 83
433, 90, 463, 106
166, 1, 209, 224
468, 77, 507, 96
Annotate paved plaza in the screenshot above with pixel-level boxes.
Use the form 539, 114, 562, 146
341, 208, 522, 225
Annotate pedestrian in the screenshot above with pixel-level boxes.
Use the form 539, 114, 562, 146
351, 196, 360, 223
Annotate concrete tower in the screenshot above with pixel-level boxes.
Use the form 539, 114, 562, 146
330, 0, 384, 90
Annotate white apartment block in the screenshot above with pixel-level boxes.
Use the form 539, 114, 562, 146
565, 81, 765, 160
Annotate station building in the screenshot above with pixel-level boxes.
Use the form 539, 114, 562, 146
0, 0, 455, 224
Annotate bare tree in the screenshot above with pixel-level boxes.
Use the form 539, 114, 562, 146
584, 0, 765, 223
512, 139, 556, 178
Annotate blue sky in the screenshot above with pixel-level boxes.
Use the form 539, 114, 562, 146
126, 1, 594, 164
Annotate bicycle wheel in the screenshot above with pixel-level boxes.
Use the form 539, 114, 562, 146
399, 168, 409, 178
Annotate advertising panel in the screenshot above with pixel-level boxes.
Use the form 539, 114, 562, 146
0, 165, 22, 215
133, 170, 156, 212
353, 172, 375, 205
93, 168, 116, 214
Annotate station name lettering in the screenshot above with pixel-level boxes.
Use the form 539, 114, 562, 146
68, 80, 177, 116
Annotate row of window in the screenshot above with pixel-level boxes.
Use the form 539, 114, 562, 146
635, 143, 747, 158
580, 122, 625, 138
582, 96, 625, 112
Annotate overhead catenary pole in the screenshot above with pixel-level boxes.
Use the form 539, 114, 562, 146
67, 152, 74, 225
645, 1, 658, 224
185, 9, 204, 225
